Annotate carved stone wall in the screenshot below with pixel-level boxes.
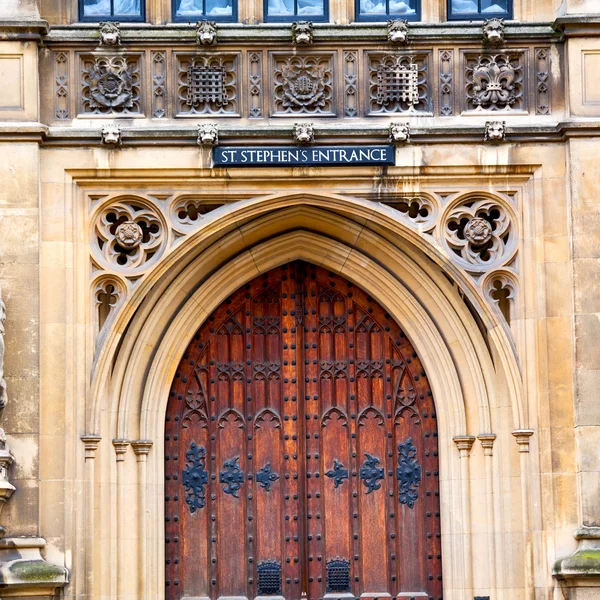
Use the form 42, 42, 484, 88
44, 44, 553, 123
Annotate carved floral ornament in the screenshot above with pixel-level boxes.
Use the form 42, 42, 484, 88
89, 192, 519, 346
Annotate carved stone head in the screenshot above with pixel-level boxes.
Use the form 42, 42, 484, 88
198, 123, 219, 147
101, 123, 122, 145
482, 18, 505, 45
484, 120, 506, 142
387, 19, 409, 45
196, 21, 218, 45
292, 21, 314, 45
389, 122, 410, 144
99, 21, 121, 46
293, 122, 314, 144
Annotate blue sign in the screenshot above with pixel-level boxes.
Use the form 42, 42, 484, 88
213, 145, 395, 168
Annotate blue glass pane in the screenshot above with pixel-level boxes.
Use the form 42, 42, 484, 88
114, 0, 141, 15
83, 0, 111, 17
298, 0, 324, 16
359, 0, 417, 15
451, 0, 508, 14
267, 0, 294, 16
176, 0, 204, 16
206, 0, 233, 16
481, 0, 508, 13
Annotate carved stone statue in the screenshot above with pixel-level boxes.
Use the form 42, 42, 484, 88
198, 123, 219, 146
389, 122, 410, 144
0, 287, 6, 414
196, 21, 217, 45
99, 21, 121, 46
388, 19, 409, 45
485, 120, 506, 142
293, 122, 314, 144
101, 123, 122, 145
482, 18, 505, 45
291, 21, 314, 45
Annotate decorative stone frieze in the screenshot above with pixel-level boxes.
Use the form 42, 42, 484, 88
54, 51, 69, 120
273, 53, 334, 116
197, 123, 218, 146
291, 21, 313, 45
293, 122, 314, 143
196, 21, 217, 46
81, 55, 141, 115
465, 52, 524, 112
99, 21, 121, 47
177, 53, 239, 116
389, 122, 410, 143
101, 123, 122, 145
387, 19, 409, 45
482, 18, 505, 46
484, 120, 506, 141
367, 52, 431, 115
151, 51, 167, 119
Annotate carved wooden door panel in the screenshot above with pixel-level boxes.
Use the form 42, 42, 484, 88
165, 262, 442, 600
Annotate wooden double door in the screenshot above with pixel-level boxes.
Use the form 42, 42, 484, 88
165, 262, 442, 600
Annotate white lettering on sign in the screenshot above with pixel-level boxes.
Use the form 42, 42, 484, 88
213, 146, 395, 168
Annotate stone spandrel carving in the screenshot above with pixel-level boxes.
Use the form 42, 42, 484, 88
368, 52, 431, 115
465, 52, 524, 112
177, 53, 239, 116
273, 54, 334, 116
81, 55, 141, 115
442, 197, 517, 273
94, 200, 166, 273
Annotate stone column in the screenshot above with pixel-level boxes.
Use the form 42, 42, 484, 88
132, 440, 153, 600
478, 434, 498, 597
113, 439, 130, 600
453, 435, 476, 600
81, 436, 101, 600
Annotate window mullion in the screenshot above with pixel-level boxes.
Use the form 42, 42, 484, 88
110, 0, 115, 17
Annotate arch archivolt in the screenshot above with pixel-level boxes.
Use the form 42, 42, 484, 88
80, 184, 536, 600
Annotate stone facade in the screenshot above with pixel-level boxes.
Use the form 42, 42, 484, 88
0, 1, 599, 599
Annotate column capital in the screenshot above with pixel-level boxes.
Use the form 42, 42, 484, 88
80, 435, 101, 460
477, 433, 497, 456
512, 429, 534, 452
131, 440, 153, 459
112, 439, 130, 462
453, 435, 476, 456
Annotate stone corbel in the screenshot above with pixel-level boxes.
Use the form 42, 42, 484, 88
554, 528, 600, 594
0, 537, 68, 598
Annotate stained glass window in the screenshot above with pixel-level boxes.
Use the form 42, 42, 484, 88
174, 0, 235, 20
448, 0, 511, 19
265, 0, 327, 21
357, 0, 420, 21
81, 0, 143, 20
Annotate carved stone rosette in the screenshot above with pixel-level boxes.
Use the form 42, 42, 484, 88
81, 54, 141, 115
441, 197, 517, 273
93, 200, 166, 273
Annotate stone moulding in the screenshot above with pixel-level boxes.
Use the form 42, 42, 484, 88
554, 527, 600, 585
0, 537, 68, 596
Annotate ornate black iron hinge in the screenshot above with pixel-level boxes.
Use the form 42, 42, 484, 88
359, 453, 384, 494
326, 459, 349, 488
219, 456, 244, 497
182, 441, 209, 513
256, 463, 279, 491
396, 438, 422, 508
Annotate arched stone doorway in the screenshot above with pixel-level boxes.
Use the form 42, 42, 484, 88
165, 261, 442, 600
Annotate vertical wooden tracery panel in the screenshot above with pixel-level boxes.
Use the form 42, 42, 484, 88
165, 261, 442, 600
